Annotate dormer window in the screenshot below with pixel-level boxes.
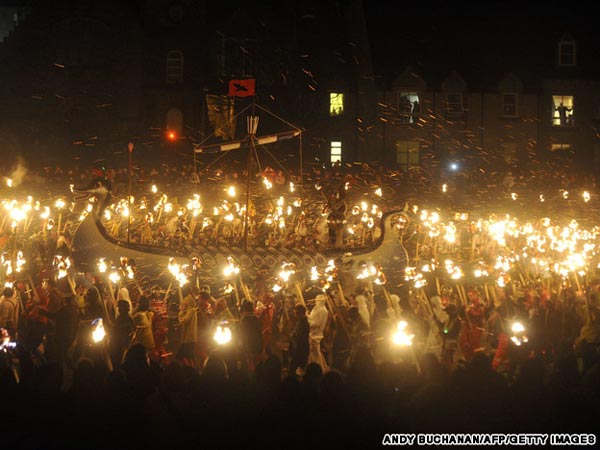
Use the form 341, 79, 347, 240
558, 36, 576, 66
446, 93, 464, 116
502, 93, 518, 117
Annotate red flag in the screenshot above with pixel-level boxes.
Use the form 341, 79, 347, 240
228, 78, 256, 97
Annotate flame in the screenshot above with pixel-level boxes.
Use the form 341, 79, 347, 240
213, 324, 233, 345
583, 191, 591, 203
97, 258, 108, 273
357, 264, 377, 280
392, 321, 414, 346
278, 262, 296, 282
223, 282, 234, 295
109, 271, 121, 284
223, 257, 240, 277
54, 256, 71, 279
510, 321, 528, 346
92, 319, 106, 343
168, 258, 189, 287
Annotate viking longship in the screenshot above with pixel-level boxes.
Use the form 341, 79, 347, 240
71, 178, 409, 290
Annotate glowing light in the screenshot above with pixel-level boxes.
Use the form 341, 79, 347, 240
223, 281, 234, 295
374, 188, 382, 197
356, 264, 377, 280
227, 186, 236, 197
263, 177, 273, 190
583, 191, 591, 203
310, 266, 320, 281
168, 258, 189, 287
92, 319, 106, 343
15, 251, 25, 273
10, 208, 26, 222
109, 271, 121, 284
510, 321, 528, 346
511, 322, 525, 333
213, 323, 233, 345
6, 178, 13, 188
97, 258, 108, 273
223, 257, 240, 277
54, 256, 71, 279
442, 183, 447, 193
278, 262, 296, 282
392, 321, 414, 346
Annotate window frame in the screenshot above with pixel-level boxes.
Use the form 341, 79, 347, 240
558, 41, 576, 67
502, 93, 518, 118
166, 50, 184, 85
329, 93, 344, 117
397, 91, 421, 124
330, 140, 342, 163
445, 93, 464, 116
395, 140, 420, 171
551, 95, 575, 127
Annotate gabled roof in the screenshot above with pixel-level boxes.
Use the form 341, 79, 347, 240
391, 65, 427, 91
367, 3, 600, 92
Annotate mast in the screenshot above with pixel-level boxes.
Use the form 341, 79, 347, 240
243, 111, 259, 251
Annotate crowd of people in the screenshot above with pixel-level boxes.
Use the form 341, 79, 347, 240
1, 158, 600, 447
2, 263, 600, 448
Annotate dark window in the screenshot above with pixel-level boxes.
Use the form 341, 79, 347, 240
559, 42, 576, 66
446, 93, 463, 115
502, 93, 518, 117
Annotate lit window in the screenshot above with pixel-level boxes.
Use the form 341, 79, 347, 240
330, 93, 344, 117
166, 50, 184, 84
397, 92, 420, 123
330, 141, 342, 163
558, 42, 576, 66
395, 141, 419, 171
446, 93, 463, 115
552, 95, 574, 127
502, 93, 518, 117
550, 143, 572, 151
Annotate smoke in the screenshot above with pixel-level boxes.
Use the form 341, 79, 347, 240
7, 157, 28, 188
